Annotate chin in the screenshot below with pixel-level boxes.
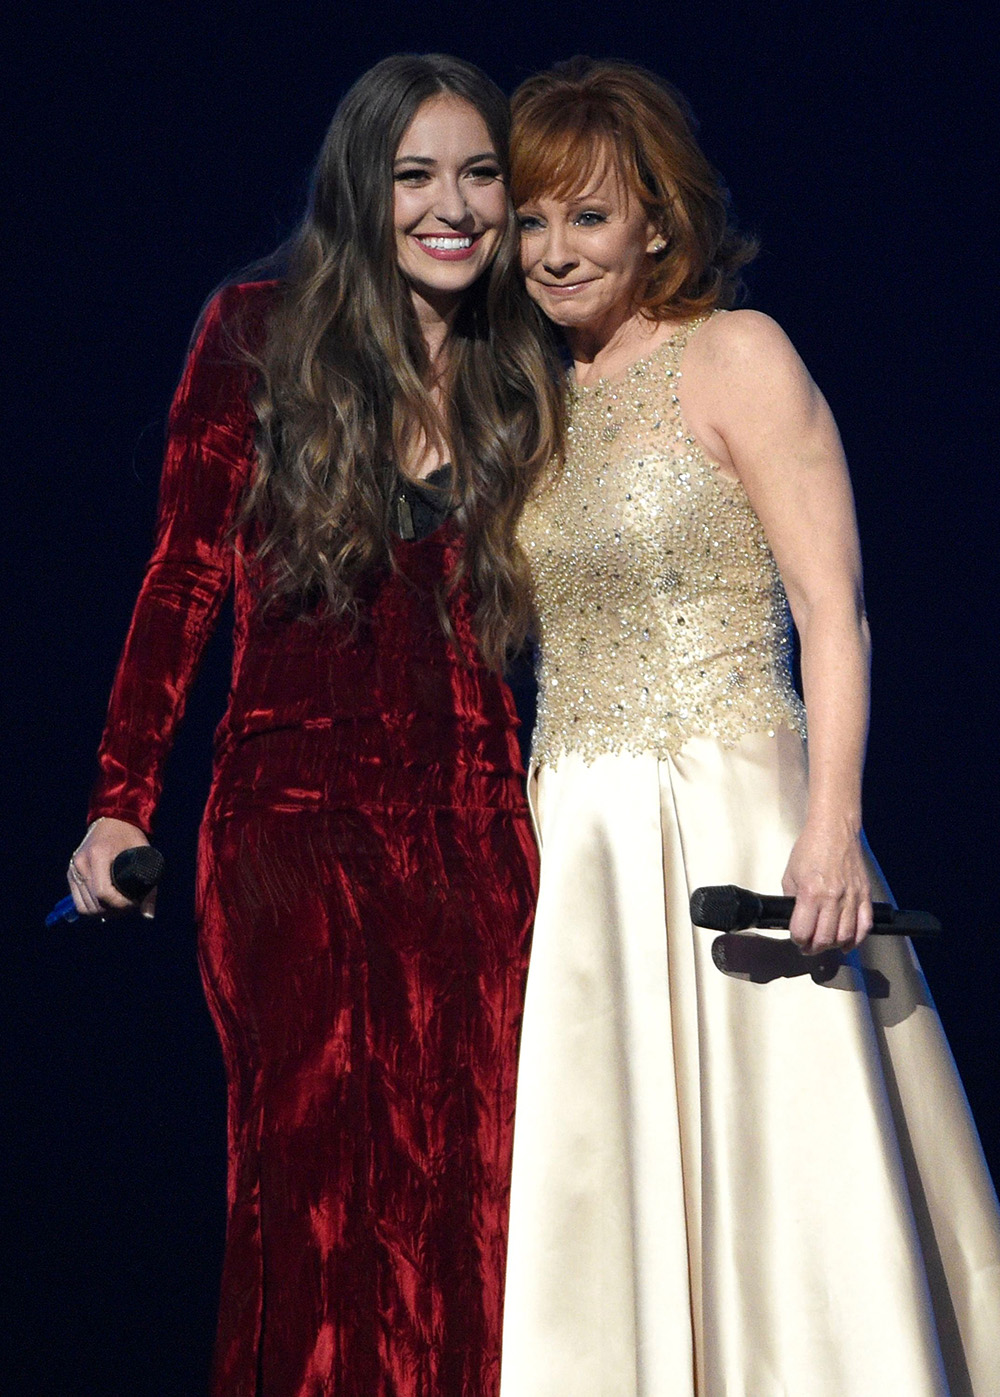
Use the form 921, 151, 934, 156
408, 265, 486, 301
535, 300, 594, 329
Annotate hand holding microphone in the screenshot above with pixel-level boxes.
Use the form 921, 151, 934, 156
49, 817, 164, 926
690, 885, 940, 938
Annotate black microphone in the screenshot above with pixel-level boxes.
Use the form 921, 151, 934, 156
689, 884, 940, 937
46, 846, 166, 927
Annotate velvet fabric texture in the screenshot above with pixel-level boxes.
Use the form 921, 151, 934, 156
88, 283, 538, 1396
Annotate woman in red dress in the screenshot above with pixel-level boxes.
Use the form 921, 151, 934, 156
63, 54, 561, 1397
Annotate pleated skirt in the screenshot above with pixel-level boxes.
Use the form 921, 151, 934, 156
499, 728, 1000, 1397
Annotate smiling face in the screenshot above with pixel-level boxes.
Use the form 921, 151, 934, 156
393, 94, 508, 322
517, 158, 661, 340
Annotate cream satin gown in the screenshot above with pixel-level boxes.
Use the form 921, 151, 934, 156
499, 319, 1000, 1397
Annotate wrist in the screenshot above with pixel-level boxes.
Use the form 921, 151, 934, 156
803, 802, 862, 838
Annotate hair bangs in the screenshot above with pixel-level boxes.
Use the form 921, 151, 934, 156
511, 108, 627, 208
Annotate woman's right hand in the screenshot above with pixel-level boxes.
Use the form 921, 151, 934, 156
66, 817, 156, 919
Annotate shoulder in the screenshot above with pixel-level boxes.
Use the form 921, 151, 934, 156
194, 278, 281, 356
690, 309, 801, 371
215, 277, 281, 321
172, 280, 280, 424
683, 309, 815, 407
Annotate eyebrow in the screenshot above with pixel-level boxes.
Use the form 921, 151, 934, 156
517, 193, 613, 214
568, 188, 613, 206
393, 151, 499, 167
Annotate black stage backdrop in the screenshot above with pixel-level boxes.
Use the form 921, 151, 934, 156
5, 2, 997, 1391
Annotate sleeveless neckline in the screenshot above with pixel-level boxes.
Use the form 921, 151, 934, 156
569, 316, 710, 396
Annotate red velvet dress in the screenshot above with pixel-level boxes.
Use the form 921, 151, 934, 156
87, 282, 538, 1397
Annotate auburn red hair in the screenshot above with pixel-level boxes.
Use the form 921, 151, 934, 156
511, 57, 757, 318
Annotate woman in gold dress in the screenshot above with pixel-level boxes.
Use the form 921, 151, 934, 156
499, 58, 1000, 1397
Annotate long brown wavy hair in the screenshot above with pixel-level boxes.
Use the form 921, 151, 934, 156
511, 57, 758, 318
243, 54, 563, 667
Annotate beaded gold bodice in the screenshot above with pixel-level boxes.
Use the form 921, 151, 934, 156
519, 316, 807, 766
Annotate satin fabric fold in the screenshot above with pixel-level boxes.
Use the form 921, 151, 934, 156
500, 730, 1000, 1397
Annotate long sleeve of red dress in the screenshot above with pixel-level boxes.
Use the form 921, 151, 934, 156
87, 283, 260, 834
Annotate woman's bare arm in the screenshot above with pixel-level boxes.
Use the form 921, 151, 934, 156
681, 310, 872, 953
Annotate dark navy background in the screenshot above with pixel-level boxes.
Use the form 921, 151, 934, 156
6, 2, 997, 1391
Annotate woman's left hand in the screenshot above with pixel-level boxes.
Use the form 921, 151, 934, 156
782, 819, 873, 954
